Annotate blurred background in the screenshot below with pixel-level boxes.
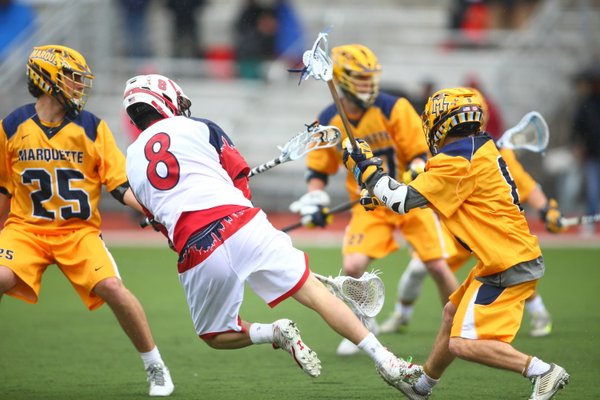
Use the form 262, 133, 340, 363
1, 0, 599, 223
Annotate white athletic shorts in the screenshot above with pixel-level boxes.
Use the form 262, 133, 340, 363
179, 210, 310, 338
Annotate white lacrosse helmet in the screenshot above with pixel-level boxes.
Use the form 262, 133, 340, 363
123, 74, 191, 130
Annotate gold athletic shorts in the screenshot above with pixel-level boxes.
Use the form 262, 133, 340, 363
0, 226, 120, 310
343, 204, 456, 262
450, 266, 537, 343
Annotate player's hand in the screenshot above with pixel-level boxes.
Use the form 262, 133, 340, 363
359, 188, 381, 211
342, 138, 384, 187
540, 198, 566, 234
289, 190, 332, 228
402, 159, 426, 184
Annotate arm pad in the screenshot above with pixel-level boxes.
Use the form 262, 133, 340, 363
110, 182, 130, 205
371, 176, 428, 214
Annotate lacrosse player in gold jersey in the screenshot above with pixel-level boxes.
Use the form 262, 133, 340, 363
342, 87, 569, 400
290, 44, 458, 356
381, 88, 565, 338
0, 45, 174, 396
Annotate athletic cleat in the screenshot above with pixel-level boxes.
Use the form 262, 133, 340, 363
272, 319, 321, 377
146, 363, 174, 397
380, 311, 410, 333
336, 338, 361, 356
530, 312, 552, 337
376, 355, 424, 390
529, 363, 569, 400
397, 381, 431, 400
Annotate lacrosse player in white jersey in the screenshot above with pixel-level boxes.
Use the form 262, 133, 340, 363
122, 73, 423, 393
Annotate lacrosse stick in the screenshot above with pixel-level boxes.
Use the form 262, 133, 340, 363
496, 111, 549, 153
313, 270, 385, 323
290, 31, 359, 151
248, 121, 341, 177
560, 213, 600, 228
282, 199, 359, 232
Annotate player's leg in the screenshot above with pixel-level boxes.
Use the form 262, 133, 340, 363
448, 272, 568, 399
401, 208, 458, 308
525, 292, 552, 337
0, 228, 50, 304
57, 229, 173, 397
380, 256, 427, 333
293, 273, 423, 388
337, 208, 398, 355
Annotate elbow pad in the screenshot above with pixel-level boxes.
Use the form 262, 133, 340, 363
372, 175, 408, 214
110, 182, 130, 205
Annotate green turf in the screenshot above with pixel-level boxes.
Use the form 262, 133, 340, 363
1, 246, 598, 399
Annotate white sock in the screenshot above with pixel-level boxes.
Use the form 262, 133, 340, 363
249, 323, 274, 344
357, 332, 390, 364
415, 372, 439, 394
395, 302, 414, 320
525, 295, 548, 316
526, 357, 551, 378
140, 346, 163, 369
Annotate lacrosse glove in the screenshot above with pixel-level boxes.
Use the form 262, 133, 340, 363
289, 190, 332, 228
402, 159, 426, 184
540, 198, 566, 234
342, 138, 385, 188
359, 188, 381, 211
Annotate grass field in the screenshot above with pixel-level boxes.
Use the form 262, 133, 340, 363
1, 245, 598, 399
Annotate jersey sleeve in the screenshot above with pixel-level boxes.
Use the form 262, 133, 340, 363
500, 148, 537, 202
410, 154, 476, 218
305, 145, 341, 176
94, 120, 128, 192
389, 98, 429, 164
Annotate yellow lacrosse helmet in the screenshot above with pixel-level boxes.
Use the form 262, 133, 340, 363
26, 45, 94, 118
422, 87, 484, 154
332, 44, 382, 109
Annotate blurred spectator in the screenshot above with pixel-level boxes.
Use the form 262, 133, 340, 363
464, 75, 504, 139
233, 0, 277, 80
166, 0, 206, 58
484, 0, 540, 30
0, 0, 36, 60
119, 0, 152, 58
447, 0, 489, 49
274, 0, 305, 69
571, 66, 600, 235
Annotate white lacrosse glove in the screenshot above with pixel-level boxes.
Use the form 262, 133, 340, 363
289, 190, 332, 228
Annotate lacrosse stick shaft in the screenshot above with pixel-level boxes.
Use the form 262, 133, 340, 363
282, 199, 359, 232
248, 157, 282, 177
560, 213, 600, 228
327, 80, 358, 151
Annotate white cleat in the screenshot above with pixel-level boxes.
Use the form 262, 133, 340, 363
272, 319, 321, 377
529, 363, 569, 400
379, 311, 410, 333
397, 381, 431, 400
336, 338, 361, 356
146, 363, 174, 397
530, 312, 552, 337
376, 355, 424, 390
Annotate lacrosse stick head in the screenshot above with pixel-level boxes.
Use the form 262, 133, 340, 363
495, 111, 549, 153
296, 31, 333, 83
331, 271, 385, 319
331, 44, 382, 109
279, 123, 341, 161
